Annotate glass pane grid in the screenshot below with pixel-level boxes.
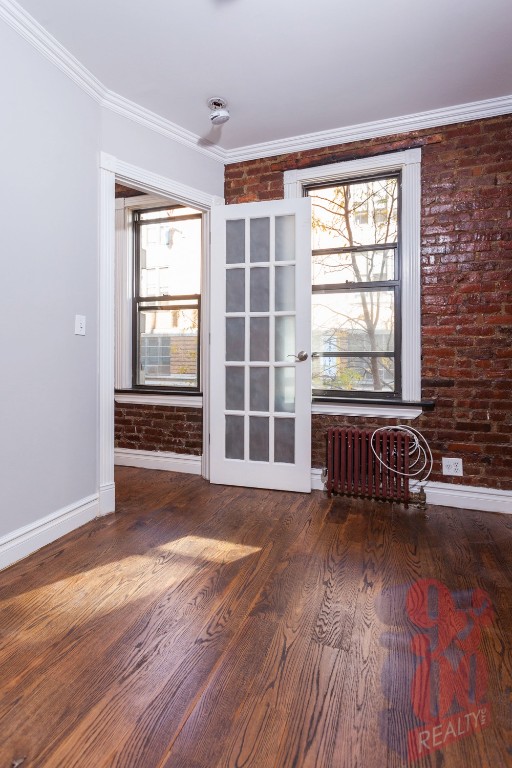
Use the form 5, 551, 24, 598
308, 174, 400, 397
223, 213, 298, 466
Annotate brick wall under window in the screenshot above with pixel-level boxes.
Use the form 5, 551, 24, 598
225, 114, 512, 491
115, 403, 202, 455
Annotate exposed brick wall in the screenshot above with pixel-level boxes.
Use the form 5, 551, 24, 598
226, 115, 512, 491
115, 403, 202, 455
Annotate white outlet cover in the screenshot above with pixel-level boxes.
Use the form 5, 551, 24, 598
442, 457, 463, 476
75, 314, 86, 335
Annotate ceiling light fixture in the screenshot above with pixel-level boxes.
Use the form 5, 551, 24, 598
207, 97, 230, 125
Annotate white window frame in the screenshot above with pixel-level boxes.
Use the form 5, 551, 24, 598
115, 194, 207, 407
284, 148, 422, 419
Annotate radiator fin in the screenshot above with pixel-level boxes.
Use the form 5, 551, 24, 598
326, 428, 410, 504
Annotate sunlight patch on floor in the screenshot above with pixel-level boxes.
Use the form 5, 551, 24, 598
159, 534, 261, 563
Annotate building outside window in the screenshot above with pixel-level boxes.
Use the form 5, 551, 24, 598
132, 205, 202, 390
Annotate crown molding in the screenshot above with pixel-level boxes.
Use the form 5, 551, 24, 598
2, 0, 511, 169
102, 90, 225, 163
0, 0, 224, 163
224, 93, 512, 164
0, 0, 105, 102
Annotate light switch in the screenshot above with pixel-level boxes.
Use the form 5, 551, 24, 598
75, 315, 86, 335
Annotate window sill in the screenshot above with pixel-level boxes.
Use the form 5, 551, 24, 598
115, 391, 203, 408
312, 401, 424, 419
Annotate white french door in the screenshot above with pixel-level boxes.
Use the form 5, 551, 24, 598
210, 198, 312, 492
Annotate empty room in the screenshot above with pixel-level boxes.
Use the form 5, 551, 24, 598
0, 0, 511, 766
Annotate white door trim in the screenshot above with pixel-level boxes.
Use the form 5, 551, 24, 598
98, 152, 223, 509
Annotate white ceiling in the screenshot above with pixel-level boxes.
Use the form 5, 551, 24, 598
15, 0, 512, 151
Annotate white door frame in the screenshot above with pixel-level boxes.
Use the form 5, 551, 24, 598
98, 152, 223, 513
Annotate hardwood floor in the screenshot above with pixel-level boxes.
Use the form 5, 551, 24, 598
1, 467, 511, 767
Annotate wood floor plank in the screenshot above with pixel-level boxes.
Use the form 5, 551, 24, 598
0, 467, 511, 768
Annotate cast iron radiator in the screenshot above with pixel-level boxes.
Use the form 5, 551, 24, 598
326, 427, 411, 503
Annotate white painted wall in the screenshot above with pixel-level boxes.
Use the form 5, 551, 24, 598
101, 108, 224, 195
0, 16, 224, 562
0, 20, 100, 538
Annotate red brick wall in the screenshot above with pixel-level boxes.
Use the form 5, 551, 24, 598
225, 115, 512, 491
115, 403, 202, 455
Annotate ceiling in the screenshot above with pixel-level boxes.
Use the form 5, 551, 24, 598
15, 0, 512, 152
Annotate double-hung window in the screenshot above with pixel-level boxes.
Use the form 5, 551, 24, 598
132, 205, 202, 391
284, 148, 422, 414
307, 174, 401, 399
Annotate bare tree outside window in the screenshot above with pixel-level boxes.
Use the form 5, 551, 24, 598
308, 175, 400, 397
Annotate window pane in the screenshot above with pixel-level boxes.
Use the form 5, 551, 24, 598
275, 265, 295, 311
226, 219, 245, 264
226, 268, 245, 313
275, 367, 295, 413
312, 291, 394, 354
275, 215, 295, 261
313, 249, 395, 285
312, 355, 395, 393
250, 367, 269, 412
250, 217, 270, 262
250, 267, 270, 312
226, 367, 245, 411
139, 218, 201, 296
309, 176, 398, 249
137, 308, 198, 387
226, 415, 244, 460
226, 317, 245, 361
249, 417, 269, 461
250, 317, 269, 361
139, 207, 201, 220
275, 316, 295, 361
274, 418, 295, 464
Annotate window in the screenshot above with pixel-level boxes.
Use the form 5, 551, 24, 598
284, 148, 421, 415
132, 205, 202, 391
307, 174, 401, 399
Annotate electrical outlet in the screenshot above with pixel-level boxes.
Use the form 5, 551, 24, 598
75, 315, 86, 336
442, 457, 463, 476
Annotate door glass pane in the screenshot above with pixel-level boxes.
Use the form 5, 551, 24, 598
226, 268, 245, 312
250, 317, 269, 361
275, 316, 295, 361
226, 317, 245, 361
226, 415, 244, 459
250, 217, 270, 263
249, 416, 269, 461
226, 367, 245, 411
275, 367, 295, 413
275, 215, 295, 262
250, 367, 269, 412
250, 267, 270, 312
274, 418, 295, 464
275, 265, 295, 311
226, 220, 245, 264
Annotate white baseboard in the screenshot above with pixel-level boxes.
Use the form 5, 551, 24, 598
311, 468, 325, 491
312, 468, 512, 514
99, 482, 116, 515
411, 480, 512, 514
115, 448, 202, 475
0, 494, 99, 572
